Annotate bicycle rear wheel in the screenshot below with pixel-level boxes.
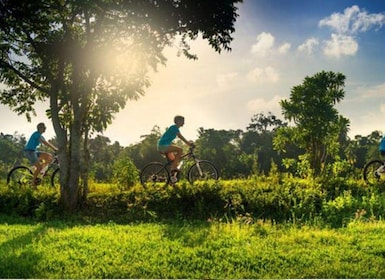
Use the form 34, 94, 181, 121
140, 162, 170, 187
363, 160, 385, 185
7, 166, 33, 188
188, 160, 218, 184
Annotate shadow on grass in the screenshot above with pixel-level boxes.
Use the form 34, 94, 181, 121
0, 221, 44, 278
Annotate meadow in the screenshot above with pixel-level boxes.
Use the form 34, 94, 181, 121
1, 176, 385, 278
2, 214, 385, 278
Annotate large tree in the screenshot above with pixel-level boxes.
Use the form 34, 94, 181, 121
0, 0, 242, 211
275, 71, 349, 174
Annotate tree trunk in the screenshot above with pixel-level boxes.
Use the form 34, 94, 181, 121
59, 120, 82, 212
81, 127, 90, 201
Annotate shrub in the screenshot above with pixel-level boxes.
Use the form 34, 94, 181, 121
112, 157, 139, 190
0, 176, 381, 227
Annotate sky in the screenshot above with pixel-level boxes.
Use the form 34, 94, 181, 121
1, 0, 385, 146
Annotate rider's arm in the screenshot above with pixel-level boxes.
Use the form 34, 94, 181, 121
177, 132, 192, 146
41, 138, 58, 152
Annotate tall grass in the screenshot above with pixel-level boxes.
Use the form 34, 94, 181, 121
1, 215, 385, 278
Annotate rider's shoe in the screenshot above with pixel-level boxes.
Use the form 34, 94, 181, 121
380, 165, 385, 173
170, 175, 178, 183
170, 169, 179, 183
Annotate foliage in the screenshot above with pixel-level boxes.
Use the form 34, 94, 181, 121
0, 133, 27, 178
1, 173, 383, 229
88, 135, 122, 182
277, 71, 349, 174
0, 184, 60, 220
247, 111, 287, 133
0, 0, 242, 212
125, 126, 164, 170
112, 157, 139, 190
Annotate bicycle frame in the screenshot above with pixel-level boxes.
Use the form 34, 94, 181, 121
166, 146, 203, 175
155, 147, 202, 179
7, 152, 60, 188
141, 145, 218, 186
41, 154, 59, 177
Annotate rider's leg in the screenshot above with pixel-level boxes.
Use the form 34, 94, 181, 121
25, 150, 41, 187
167, 145, 183, 171
32, 161, 42, 187
32, 152, 53, 186
38, 152, 53, 172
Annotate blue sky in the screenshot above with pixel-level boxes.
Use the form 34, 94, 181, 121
1, 0, 385, 146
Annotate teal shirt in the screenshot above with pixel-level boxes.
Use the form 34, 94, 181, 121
158, 125, 179, 146
380, 136, 385, 152
25, 131, 44, 151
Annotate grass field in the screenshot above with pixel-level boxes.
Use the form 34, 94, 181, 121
1, 214, 385, 278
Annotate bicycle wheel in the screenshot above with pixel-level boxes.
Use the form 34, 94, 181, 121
7, 166, 33, 188
51, 168, 60, 188
188, 160, 218, 184
140, 162, 170, 187
363, 160, 385, 185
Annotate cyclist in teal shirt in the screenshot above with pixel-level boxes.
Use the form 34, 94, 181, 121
380, 136, 385, 156
158, 115, 193, 178
24, 122, 58, 187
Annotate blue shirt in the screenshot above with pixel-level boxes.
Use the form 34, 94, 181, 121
380, 136, 385, 152
158, 125, 180, 146
25, 131, 44, 151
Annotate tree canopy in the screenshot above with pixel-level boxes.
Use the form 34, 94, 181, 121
0, 0, 242, 211
275, 71, 349, 174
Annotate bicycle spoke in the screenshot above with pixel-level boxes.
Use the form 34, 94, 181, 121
140, 162, 169, 187
363, 160, 385, 185
188, 160, 218, 184
7, 166, 33, 188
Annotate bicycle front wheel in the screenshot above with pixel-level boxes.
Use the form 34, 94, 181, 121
7, 166, 33, 188
188, 160, 218, 184
363, 160, 385, 185
140, 162, 170, 187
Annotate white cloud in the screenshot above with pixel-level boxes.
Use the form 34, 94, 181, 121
298, 38, 319, 55
323, 33, 358, 58
251, 32, 275, 56
216, 72, 239, 89
352, 83, 385, 99
246, 95, 282, 115
319, 5, 385, 34
247, 66, 279, 84
317, 5, 385, 59
278, 42, 291, 54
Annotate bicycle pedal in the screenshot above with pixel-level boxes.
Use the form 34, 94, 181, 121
170, 176, 178, 183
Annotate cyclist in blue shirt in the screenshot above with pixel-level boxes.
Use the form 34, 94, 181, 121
380, 136, 385, 156
24, 122, 58, 187
158, 115, 193, 178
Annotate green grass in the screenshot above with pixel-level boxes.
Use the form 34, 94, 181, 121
1, 215, 385, 278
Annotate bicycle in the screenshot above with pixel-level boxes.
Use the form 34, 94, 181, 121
363, 158, 385, 185
7, 153, 60, 188
139, 144, 219, 187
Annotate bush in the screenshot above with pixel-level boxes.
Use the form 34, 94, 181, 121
0, 176, 379, 227
112, 157, 139, 190
0, 184, 59, 220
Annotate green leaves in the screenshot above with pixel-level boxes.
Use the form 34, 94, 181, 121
278, 71, 349, 174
